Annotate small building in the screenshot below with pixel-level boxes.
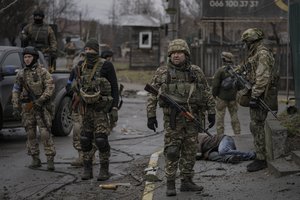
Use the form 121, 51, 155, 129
119, 14, 161, 69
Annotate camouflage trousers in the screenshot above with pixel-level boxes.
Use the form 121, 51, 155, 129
250, 107, 268, 160
81, 106, 111, 162
216, 97, 241, 135
21, 106, 56, 157
66, 55, 74, 70
163, 114, 198, 180
72, 112, 97, 154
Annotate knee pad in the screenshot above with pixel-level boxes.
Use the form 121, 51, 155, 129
95, 136, 110, 153
80, 136, 93, 152
166, 146, 180, 162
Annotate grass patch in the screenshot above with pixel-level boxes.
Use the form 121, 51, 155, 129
278, 111, 300, 137
117, 69, 155, 85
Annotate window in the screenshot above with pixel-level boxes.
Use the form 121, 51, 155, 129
3, 52, 22, 75
139, 31, 152, 49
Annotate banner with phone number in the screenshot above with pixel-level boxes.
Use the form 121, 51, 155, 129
201, 0, 287, 19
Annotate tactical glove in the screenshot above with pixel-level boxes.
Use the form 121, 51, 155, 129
207, 114, 216, 128
65, 83, 73, 96
12, 107, 21, 119
111, 107, 118, 122
147, 117, 158, 132
249, 97, 259, 109
33, 98, 44, 111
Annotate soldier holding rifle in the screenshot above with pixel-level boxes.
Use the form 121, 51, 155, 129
12, 46, 56, 171
146, 39, 215, 196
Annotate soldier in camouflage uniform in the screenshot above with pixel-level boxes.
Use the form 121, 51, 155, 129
12, 46, 56, 171
237, 28, 277, 172
212, 52, 241, 135
64, 37, 76, 70
71, 39, 119, 181
146, 39, 216, 196
21, 9, 57, 72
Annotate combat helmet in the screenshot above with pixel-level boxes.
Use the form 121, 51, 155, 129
168, 39, 190, 56
221, 52, 233, 63
33, 8, 45, 18
80, 87, 100, 104
241, 28, 264, 44
23, 46, 39, 58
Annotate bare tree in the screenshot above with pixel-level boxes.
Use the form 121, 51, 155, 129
0, 0, 37, 45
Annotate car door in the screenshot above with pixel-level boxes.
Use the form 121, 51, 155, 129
0, 50, 23, 121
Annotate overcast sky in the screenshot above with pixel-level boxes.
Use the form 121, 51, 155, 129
74, 0, 168, 24
75, 0, 113, 23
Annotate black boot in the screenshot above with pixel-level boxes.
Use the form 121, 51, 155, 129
81, 160, 93, 180
97, 162, 110, 181
180, 177, 203, 192
47, 156, 55, 171
247, 159, 267, 172
226, 155, 242, 164
166, 179, 176, 196
29, 156, 42, 169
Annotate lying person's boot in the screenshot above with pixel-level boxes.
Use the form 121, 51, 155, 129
247, 159, 267, 172
166, 179, 176, 196
180, 177, 203, 192
226, 155, 242, 164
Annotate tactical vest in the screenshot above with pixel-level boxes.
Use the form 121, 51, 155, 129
240, 45, 278, 110
160, 65, 205, 111
80, 60, 112, 111
28, 24, 49, 51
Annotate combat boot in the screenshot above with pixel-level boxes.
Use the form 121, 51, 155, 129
247, 159, 267, 172
81, 160, 93, 180
70, 151, 83, 167
166, 179, 176, 196
180, 177, 203, 192
47, 157, 55, 171
29, 156, 42, 169
226, 155, 242, 164
97, 162, 110, 181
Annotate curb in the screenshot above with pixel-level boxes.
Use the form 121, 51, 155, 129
142, 149, 163, 200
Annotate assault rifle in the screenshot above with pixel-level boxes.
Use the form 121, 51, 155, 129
225, 65, 279, 120
20, 77, 52, 133
144, 84, 212, 137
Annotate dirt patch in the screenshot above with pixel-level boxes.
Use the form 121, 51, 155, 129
44, 157, 149, 200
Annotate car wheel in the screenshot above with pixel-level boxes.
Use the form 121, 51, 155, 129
52, 96, 73, 136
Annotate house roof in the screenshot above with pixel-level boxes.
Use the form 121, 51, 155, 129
119, 14, 161, 27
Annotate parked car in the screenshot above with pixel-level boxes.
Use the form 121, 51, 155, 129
0, 46, 72, 136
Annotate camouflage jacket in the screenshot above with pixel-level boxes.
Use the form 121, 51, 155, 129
147, 62, 215, 118
237, 41, 275, 98
12, 64, 55, 108
212, 65, 238, 101
21, 23, 57, 54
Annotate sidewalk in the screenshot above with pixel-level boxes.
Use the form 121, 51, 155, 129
139, 96, 300, 200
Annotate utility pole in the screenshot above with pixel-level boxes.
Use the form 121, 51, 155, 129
165, 0, 180, 40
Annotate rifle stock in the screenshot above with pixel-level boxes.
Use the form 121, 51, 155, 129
145, 84, 212, 137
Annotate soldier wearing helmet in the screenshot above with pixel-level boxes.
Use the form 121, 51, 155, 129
237, 28, 277, 172
146, 39, 215, 196
212, 52, 241, 136
12, 46, 56, 171
69, 38, 119, 181
21, 8, 57, 72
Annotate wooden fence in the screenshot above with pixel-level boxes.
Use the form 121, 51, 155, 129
190, 43, 294, 91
